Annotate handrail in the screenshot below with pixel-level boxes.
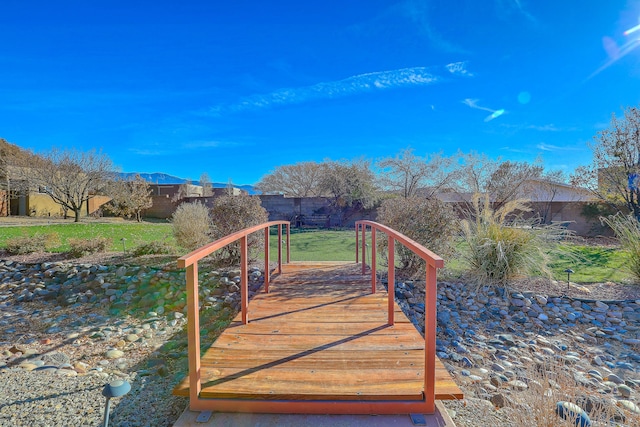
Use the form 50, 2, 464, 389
355, 220, 444, 414
178, 220, 290, 407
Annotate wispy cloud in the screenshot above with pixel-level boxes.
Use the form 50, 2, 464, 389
211, 64, 470, 115
463, 98, 494, 113
527, 124, 561, 131
462, 98, 506, 122
536, 142, 581, 151
129, 148, 169, 156
402, 0, 470, 54
496, 0, 537, 25
446, 62, 474, 77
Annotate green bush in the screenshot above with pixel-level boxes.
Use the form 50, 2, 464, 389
67, 237, 110, 258
132, 241, 175, 256
376, 196, 457, 277
171, 202, 212, 251
459, 194, 568, 287
5, 233, 60, 254
210, 193, 269, 265
600, 213, 640, 282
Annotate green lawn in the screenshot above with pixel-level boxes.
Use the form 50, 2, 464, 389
269, 228, 361, 261
0, 223, 633, 284
0, 221, 175, 252
549, 243, 628, 284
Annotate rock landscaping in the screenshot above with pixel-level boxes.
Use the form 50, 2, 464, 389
393, 278, 640, 426
1, 258, 639, 426
0, 259, 263, 426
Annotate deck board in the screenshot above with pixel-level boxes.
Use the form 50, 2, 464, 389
174, 261, 463, 404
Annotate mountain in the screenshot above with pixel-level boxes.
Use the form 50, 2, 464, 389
119, 172, 257, 194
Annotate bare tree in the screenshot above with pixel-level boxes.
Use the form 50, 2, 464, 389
255, 161, 323, 196
377, 148, 454, 199
172, 179, 192, 203
571, 105, 640, 220
522, 170, 567, 224
319, 158, 379, 225
12, 148, 114, 222
200, 172, 213, 197
453, 151, 544, 208
105, 174, 153, 222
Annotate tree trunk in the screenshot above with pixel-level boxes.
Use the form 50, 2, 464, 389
74, 208, 81, 222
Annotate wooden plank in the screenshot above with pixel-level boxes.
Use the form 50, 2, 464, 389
225, 321, 419, 335
173, 261, 463, 408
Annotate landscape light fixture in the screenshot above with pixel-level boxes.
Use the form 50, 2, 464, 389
564, 268, 574, 289
102, 379, 131, 427
120, 238, 127, 255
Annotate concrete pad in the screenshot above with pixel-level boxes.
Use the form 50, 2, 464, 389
173, 401, 456, 427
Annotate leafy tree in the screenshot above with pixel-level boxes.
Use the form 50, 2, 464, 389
11, 147, 114, 222
571, 105, 640, 220
105, 174, 153, 222
377, 148, 454, 199
319, 159, 379, 226
256, 161, 324, 197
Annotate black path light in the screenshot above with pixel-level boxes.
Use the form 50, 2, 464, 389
102, 379, 131, 427
120, 238, 127, 255
564, 268, 574, 290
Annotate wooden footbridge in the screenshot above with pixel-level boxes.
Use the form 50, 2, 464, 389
173, 221, 462, 415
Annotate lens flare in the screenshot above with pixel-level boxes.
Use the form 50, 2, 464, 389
624, 23, 640, 36
484, 109, 505, 122
517, 91, 531, 104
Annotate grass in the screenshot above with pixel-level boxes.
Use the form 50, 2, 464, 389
0, 221, 634, 284
268, 228, 360, 262
0, 221, 175, 253
549, 242, 628, 284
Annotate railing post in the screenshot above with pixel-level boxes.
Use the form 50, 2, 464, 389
361, 223, 367, 275
425, 263, 437, 412
264, 227, 270, 293
371, 228, 376, 293
186, 263, 202, 406
286, 223, 290, 263
277, 224, 283, 274
355, 223, 359, 264
387, 236, 395, 326
241, 235, 249, 324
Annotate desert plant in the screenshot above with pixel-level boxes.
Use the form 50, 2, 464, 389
459, 193, 568, 287
132, 241, 175, 256
501, 357, 635, 427
4, 233, 59, 254
600, 213, 640, 282
376, 196, 457, 277
210, 193, 268, 265
171, 202, 212, 251
67, 237, 110, 258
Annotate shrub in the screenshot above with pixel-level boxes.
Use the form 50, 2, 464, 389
376, 196, 457, 277
132, 241, 175, 256
210, 193, 269, 265
67, 237, 110, 258
5, 233, 60, 254
600, 213, 640, 282
459, 194, 568, 287
500, 357, 636, 427
171, 202, 212, 251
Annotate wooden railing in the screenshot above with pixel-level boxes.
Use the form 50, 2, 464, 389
177, 221, 290, 407
355, 220, 444, 413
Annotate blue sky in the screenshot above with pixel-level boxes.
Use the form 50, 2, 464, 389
2, 1, 640, 185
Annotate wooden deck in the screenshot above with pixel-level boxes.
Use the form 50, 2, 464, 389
174, 261, 462, 412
